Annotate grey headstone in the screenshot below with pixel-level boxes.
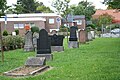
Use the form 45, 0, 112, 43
24, 31, 34, 51
90, 31, 95, 39
88, 32, 93, 41
25, 57, 46, 66
68, 41, 79, 48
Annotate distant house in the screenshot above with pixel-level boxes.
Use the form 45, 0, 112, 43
92, 9, 120, 23
62, 15, 86, 30
0, 13, 61, 35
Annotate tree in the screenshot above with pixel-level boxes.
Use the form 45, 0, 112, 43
13, 0, 37, 13
92, 13, 113, 31
98, 13, 113, 25
52, 0, 71, 21
13, 0, 53, 13
73, 1, 95, 20
103, 0, 120, 9
0, 0, 7, 16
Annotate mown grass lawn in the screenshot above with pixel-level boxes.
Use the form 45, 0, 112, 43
0, 38, 120, 80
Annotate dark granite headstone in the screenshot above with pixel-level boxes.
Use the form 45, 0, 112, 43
68, 26, 79, 48
69, 26, 78, 41
36, 29, 52, 60
49, 34, 64, 46
37, 29, 51, 54
49, 34, 65, 52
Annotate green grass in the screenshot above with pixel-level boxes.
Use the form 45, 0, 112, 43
0, 38, 120, 80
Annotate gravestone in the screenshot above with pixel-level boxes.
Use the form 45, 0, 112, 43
49, 34, 64, 52
90, 30, 95, 39
25, 57, 46, 66
78, 29, 87, 44
24, 31, 34, 51
36, 29, 52, 60
68, 26, 79, 48
33, 32, 39, 51
88, 32, 93, 41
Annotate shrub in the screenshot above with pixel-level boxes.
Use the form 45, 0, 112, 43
15, 29, 19, 35
31, 26, 39, 34
3, 30, 8, 36
2, 35, 24, 50
59, 25, 70, 32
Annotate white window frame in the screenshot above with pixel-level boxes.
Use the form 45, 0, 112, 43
14, 24, 19, 29
19, 24, 24, 28
49, 18, 54, 24
76, 20, 82, 25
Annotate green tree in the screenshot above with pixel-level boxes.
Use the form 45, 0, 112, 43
73, 1, 95, 20
103, 0, 120, 9
52, 0, 71, 22
92, 13, 113, 31
14, 0, 37, 13
98, 13, 113, 25
36, 5, 53, 13
0, 0, 7, 16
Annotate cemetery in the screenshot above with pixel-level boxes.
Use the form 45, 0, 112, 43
0, 0, 120, 80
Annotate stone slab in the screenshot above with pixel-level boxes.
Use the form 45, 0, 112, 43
51, 46, 64, 52
25, 57, 46, 66
36, 54, 53, 61
68, 41, 79, 48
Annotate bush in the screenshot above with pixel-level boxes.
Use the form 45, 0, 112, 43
31, 26, 39, 34
15, 29, 19, 35
59, 25, 70, 32
3, 30, 8, 36
2, 35, 24, 50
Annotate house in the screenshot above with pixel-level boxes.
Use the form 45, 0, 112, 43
92, 9, 120, 23
62, 15, 86, 30
0, 13, 61, 36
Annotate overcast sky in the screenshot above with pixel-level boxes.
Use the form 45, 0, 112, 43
6, 0, 107, 10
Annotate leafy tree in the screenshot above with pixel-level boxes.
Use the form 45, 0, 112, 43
0, 0, 7, 16
13, 0, 37, 13
92, 13, 113, 31
98, 13, 113, 25
36, 5, 53, 13
73, 1, 95, 20
103, 0, 120, 9
52, 0, 71, 22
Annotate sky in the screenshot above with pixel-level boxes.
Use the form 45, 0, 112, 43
6, 0, 107, 10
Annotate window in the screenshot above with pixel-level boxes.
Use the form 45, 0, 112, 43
19, 24, 24, 28
14, 24, 24, 29
49, 18, 54, 24
30, 23, 35, 27
14, 24, 18, 29
75, 20, 82, 25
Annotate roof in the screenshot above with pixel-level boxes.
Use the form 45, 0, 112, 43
92, 9, 120, 23
62, 15, 85, 22
0, 17, 46, 22
1, 13, 61, 18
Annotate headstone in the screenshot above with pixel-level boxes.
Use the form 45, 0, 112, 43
49, 34, 64, 52
33, 32, 39, 51
12, 32, 16, 36
68, 26, 79, 48
25, 57, 46, 66
90, 30, 95, 39
87, 32, 93, 41
24, 31, 34, 51
69, 26, 78, 41
36, 29, 52, 60
78, 30, 87, 43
